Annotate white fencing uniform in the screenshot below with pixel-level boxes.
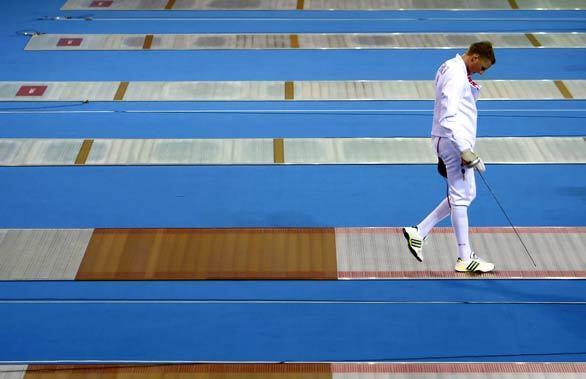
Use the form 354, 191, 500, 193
432, 54, 481, 207
416, 54, 482, 260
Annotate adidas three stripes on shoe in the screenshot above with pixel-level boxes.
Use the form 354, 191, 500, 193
402, 226, 424, 262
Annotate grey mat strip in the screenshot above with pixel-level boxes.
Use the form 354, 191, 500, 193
336, 227, 586, 278
61, 0, 586, 10
0, 366, 26, 379
331, 363, 586, 378
0, 229, 92, 280
25, 33, 586, 50
286, 137, 586, 164
1, 80, 584, 101
0, 137, 583, 166
333, 373, 586, 379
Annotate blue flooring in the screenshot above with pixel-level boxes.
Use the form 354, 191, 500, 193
1, 100, 585, 138
1, 280, 585, 363
4, 1, 586, 34
3, 49, 586, 81
1, 1, 586, 81
0, 165, 584, 228
1, 0, 586, 366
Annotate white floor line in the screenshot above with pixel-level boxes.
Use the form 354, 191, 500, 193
0, 109, 585, 115
0, 300, 584, 304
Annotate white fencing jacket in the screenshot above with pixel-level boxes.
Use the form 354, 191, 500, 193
431, 54, 481, 153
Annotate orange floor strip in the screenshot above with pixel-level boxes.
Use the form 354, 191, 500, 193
290, 34, 300, 48
25, 364, 332, 378
273, 138, 285, 163
113, 81, 129, 101
74, 139, 93, 165
164, 0, 176, 10
76, 228, 338, 280
285, 81, 295, 100
142, 34, 154, 49
555, 80, 574, 98
525, 33, 542, 47
296, 0, 304, 10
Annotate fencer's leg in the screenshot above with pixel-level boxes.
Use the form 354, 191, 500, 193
417, 197, 451, 238
451, 205, 472, 260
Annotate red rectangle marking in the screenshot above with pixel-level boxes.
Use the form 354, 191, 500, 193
90, 0, 113, 7
16, 85, 47, 97
57, 38, 83, 47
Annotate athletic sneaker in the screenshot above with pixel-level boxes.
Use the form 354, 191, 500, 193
454, 253, 495, 273
402, 226, 424, 262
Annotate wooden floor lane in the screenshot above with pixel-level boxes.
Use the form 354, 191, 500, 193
1, 227, 585, 280
25, 364, 332, 378
10, 363, 586, 378
21, 364, 332, 379
76, 228, 338, 280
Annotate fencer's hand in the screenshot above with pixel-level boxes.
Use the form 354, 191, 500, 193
461, 149, 486, 172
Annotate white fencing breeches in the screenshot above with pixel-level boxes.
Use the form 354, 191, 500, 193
433, 136, 476, 207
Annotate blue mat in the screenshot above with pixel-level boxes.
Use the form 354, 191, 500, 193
0, 164, 584, 228
1, 280, 585, 363
1, 100, 585, 138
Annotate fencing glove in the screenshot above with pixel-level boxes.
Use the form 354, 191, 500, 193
461, 149, 486, 172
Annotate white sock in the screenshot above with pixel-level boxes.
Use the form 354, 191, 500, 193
417, 198, 451, 238
451, 205, 472, 260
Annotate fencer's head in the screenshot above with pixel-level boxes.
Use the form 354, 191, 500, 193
463, 41, 496, 76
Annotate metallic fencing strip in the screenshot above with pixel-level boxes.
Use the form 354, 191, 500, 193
28, 33, 586, 50
331, 362, 586, 374
0, 229, 93, 280
60, 0, 586, 10
122, 81, 285, 101
335, 227, 586, 279
0, 365, 26, 379
565, 80, 586, 98
285, 137, 586, 164
536, 33, 586, 48
86, 138, 275, 165
2, 80, 585, 101
0, 139, 83, 165
0, 82, 119, 101
475, 137, 586, 164
0, 137, 584, 166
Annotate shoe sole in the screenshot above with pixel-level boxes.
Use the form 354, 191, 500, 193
455, 266, 495, 273
402, 228, 423, 262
